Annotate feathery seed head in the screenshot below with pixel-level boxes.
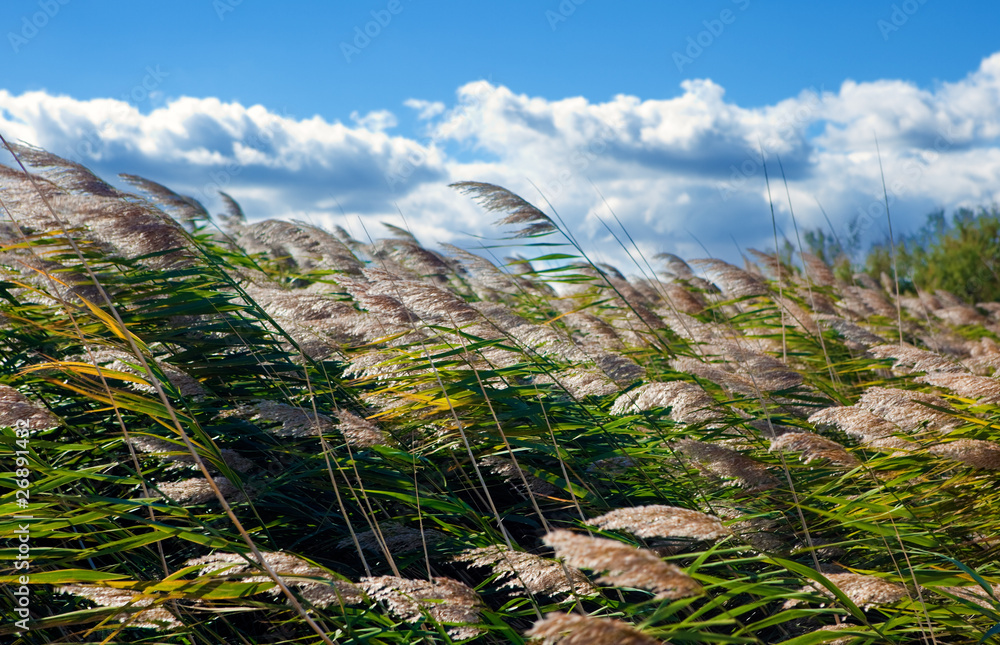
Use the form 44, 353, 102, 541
588, 505, 729, 541
450, 181, 556, 238
928, 439, 1000, 470
154, 476, 248, 505
57, 585, 180, 628
769, 432, 859, 468
453, 545, 597, 596
856, 386, 959, 433
673, 439, 779, 490
0, 384, 59, 429
690, 258, 769, 298
526, 612, 664, 645
543, 530, 702, 599
868, 343, 965, 374
360, 575, 483, 639
784, 572, 906, 610
917, 372, 1000, 404
338, 521, 447, 554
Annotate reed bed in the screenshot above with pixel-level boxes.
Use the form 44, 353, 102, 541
2, 145, 1000, 643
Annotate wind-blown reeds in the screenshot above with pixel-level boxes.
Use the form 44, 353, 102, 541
543, 530, 702, 599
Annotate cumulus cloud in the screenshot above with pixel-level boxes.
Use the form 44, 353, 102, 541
0, 91, 445, 219
2, 52, 1000, 265
404, 99, 446, 120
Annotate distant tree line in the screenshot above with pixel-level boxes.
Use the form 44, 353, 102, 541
804, 205, 1000, 303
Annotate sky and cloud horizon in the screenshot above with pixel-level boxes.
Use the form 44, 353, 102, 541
2, 1, 999, 268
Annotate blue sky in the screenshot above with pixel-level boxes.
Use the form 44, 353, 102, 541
2, 0, 1000, 264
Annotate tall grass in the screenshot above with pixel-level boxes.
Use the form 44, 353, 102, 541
2, 143, 1000, 643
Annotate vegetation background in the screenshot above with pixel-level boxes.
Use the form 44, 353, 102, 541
2, 142, 1000, 644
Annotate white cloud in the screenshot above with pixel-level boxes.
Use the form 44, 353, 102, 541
403, 99, 446, 120
2, 52, 1000, 268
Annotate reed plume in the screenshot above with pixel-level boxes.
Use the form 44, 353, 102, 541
784, 572, 906, 610
359, 576, 483, 639
673, 438, 779, 490
928, 439, 1000, 470
526, 612, 664, 645
587, 505, 729, 541
769, 432, 859, 468
543, 530, 702, 599
453, 545, 597, 596
450, 181, 556, 238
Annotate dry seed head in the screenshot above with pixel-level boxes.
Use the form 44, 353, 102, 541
441, 243, 519, 296
933, 583, 1000, 609
928, 439, 1000, 470
801, 253, 838, 287
56, 585, 180, 628
450, 181, 556, 238
815, 315, 886, 348
233, 219, 364, 275
808, 406, 899, 440
659, 309, 729, 343
934, 304, 986, 327
453, 545, 597, 596
0, 384, 59, 430
587, 505, 729, 541
366, 274, 480, 324
673, 438, 779, 490
526, 612, 664, 645
564, 311, 628, 352
594, 352, 646, 386
671, 357, 757, 396
690, 258, 769, 298
119, 173, 209, 225
656, 252, 695, 278
131, 435, 253, 473
371, 237, 451, 281
917, 372, 1000, 404
775, 296, 819, 334
67, 348, 206, 399
784, 572, 906, 610
185, 551, 364, 607
4, 146, 193, 268
718, 342, 804, 390
769, 432, 859, 468
868, 343, 965, 374
336, 411, 387, 448
609, 381, 719, 424
248, 400, 334, 437
660, 282, 708, 314
360, 575, 483, 639
747, 248, 788, 282
154, 476, 247, 505
338, 521, 447, 554
542, 530, 702, 600
539, 368, 620, 399
481, 455, 563, 499
856, 386, 960, 433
